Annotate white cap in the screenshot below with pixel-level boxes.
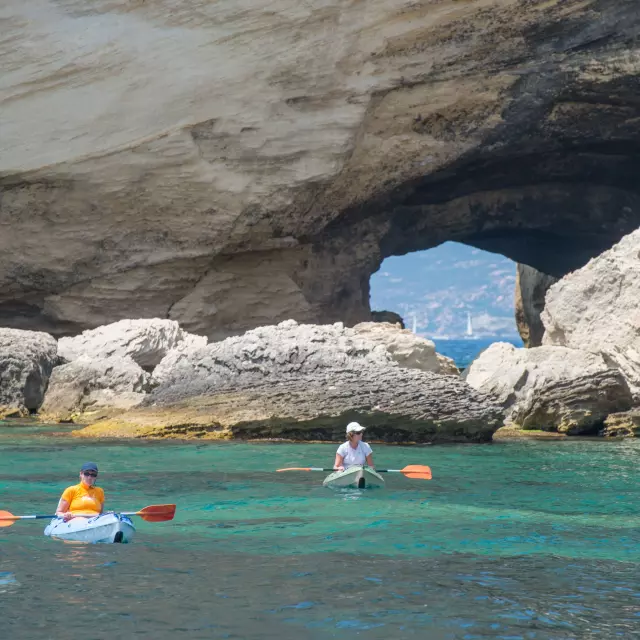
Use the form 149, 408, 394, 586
346, 422, 366, 433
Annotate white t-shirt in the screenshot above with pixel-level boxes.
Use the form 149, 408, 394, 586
336, 441, 373, 468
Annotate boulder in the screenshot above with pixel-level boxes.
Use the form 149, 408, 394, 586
465, 342, 632, 434
76, 364, 503, 443
152, 319, 457, 388
39, 355, 152, 423
152, 319, 393, 388
58, 319, 207, 370
370, 311, 405, 328
352, 322, 458, 375
0, 328, 58, 416
75, 319, 501, 442
542, 229, 640, 400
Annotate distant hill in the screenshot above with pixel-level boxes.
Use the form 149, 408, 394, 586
370, 242, 521, 339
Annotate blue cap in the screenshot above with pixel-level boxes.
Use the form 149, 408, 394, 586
80, 462, 98, 473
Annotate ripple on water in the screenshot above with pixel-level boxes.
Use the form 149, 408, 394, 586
0, 427, 638, 638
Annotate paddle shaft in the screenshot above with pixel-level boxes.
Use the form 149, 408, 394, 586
0, 504, 176, 526
279, 467, 402, 473
0, 514, 56, 521
276, 465, 431, 479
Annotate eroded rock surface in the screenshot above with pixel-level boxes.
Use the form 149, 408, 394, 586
0, 329, 58, 416
602, 411, 640, 438
72, 319, 500, 441
352, 322, 458, 375
542, 229, 640, 400
77, 366, 502, 443
3, 2, 640, 338
465, 342, 632, 434
515, 265, 557, 348
151, 320, 393, 388
40, 355, 152, 423
58, 319, 206, 370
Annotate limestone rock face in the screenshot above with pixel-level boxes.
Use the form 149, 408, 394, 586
465, 343, 632, 434
58, 319, 207, 370
40, 356, 151, 423
75, 319, 501, 442
152, 319, 456, 387
3, 2, 640, 339
78, 365, 502, 443
352, 322, 458, 375
542, 229, 640, 400
0, 329, 58, 416
152, 319, 393, 389
515, 265, 557, 348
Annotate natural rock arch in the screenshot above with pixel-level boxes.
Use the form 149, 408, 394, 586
3, 1, 640, 339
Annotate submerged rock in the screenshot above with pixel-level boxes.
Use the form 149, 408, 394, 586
58, 319, 207, 371
40, 355, 152, 423
76, 365, 502, 443
542, 229, 640, 401
0, 329, 58, 417
465, 343, 632, 435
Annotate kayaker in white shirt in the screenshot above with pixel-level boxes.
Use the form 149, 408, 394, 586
333, 422, 375, 471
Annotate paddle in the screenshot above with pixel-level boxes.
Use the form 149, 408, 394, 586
0, 504, 176, 527
276, 465, 432, 480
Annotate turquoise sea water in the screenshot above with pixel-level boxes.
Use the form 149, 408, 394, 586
433, 338, 524, 370
0, 421, 638, 639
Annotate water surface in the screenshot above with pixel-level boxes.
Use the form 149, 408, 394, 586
0, 422, 638, 639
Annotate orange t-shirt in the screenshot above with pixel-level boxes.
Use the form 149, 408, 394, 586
60, 483, 105, 515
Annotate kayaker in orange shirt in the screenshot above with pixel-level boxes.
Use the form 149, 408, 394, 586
55, 462, 105, 522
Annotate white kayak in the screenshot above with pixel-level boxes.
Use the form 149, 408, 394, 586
322, 465, 385, 489
44, 513, 136, 544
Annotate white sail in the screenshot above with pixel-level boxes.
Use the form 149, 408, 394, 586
466, 312, 473, 337
411, 313, 417, 334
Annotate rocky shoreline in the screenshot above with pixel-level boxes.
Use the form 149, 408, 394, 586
2, 229, 640, 442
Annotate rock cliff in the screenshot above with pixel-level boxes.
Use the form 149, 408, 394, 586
542, 228, 640, 401
3, 1, 640, 338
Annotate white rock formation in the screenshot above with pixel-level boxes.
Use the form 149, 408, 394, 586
152, 319, 393, 386
40, 356, 152, 422
465, 342, 632, 434
58, 319, 207, 370
0, 328, 58, 415
542, 228, 640, 400
152, 319, 459, 386
353, 322, 458, 375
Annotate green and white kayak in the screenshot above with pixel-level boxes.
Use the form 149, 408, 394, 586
322, 465, 385, 489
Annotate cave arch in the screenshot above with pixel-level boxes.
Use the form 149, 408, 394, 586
3, 0, 640, 340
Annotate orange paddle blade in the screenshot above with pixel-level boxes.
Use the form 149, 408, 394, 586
0, 510, 17, 527
402, 465, 432, 480
276, 467, 312, 472
136, 504, 176, 522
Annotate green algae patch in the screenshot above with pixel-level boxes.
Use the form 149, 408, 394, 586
492, 426, 568, 440
0, 405, 28, 420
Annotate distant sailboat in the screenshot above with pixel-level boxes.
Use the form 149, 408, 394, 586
466, 312, 473, 338
411, 313, 417, 334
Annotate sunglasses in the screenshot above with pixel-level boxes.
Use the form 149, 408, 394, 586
82, 471, 98, 477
